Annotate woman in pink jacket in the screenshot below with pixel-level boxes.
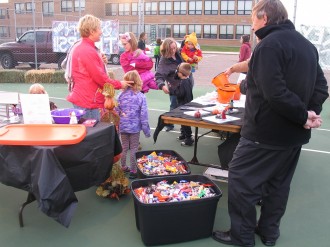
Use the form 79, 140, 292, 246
119, 32, 158, 93
67, 15, 132, 120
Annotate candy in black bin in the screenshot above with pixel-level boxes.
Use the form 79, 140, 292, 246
135, 150, 191, 178
131, 175, 222, 246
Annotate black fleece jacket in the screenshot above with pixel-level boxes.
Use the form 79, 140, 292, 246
241, 20, 328, 147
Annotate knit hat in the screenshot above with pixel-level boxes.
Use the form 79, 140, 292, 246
185, 32, 198, 49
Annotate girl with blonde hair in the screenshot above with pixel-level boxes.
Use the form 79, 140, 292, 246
115, 70, 151, 179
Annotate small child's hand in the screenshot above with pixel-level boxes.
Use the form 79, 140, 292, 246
188, 58, 193, 63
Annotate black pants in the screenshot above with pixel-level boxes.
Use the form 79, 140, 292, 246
180, 125, 192, 138
228, 137, 301, 246
154, 55, 160, 70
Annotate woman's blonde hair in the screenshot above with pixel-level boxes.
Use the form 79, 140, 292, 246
123, 70, 142, 92
77, 14, 101, 38
160, 38, 177, 58
29, 83, 46, 94
120, 32, 138, 51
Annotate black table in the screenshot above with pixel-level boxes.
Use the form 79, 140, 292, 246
0, 122, 122, 227
153, 102, 243, 169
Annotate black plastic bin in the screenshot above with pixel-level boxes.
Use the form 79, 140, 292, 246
131, 175, 222, 246
135, 150, 191, 178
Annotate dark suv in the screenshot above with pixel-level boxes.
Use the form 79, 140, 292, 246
0, 29, 67, 69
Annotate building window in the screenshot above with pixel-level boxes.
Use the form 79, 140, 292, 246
0, 26, 8, 37
189, 1, 202, 15
118, 3, 130, 16
132, 3, 138, 16
159, 1, 172, 15
220, 0, 235, 15
188, 24, 202, 38
105, 3, 118, 16
203, 24, 217, 39
131, 24, 139, 36
145, 2, 157, 15
119, 24, 130, 34
174, 1, 186, 15
61, 1, 73, 12
204, 1, 218, 15
157, 24, 171, 39
173, 24, 186, 38
237, 0, 252, 15
15, 3, 25, 14
219, 24, 234, 39
43, 1, 54, 16
0, 9, 8, 19
236, 25, 251, 39
26, 2, 35, 13
74, 0, 85, 12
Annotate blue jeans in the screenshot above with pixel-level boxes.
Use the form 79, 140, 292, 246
73, 104, 101, 121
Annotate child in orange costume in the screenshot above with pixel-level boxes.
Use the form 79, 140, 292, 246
181, 32, 203, 72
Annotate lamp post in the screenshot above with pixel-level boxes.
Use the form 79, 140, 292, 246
32, 0, 38, 69
138, 0, 144, 34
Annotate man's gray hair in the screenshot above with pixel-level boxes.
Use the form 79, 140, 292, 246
253, 0, 288, 25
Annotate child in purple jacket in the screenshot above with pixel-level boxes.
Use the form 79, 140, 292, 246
116, 70, 151, 179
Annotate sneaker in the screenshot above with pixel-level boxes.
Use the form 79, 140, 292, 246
129, 172, 137, 179
176, 135, 186, 141
165, 125, 174, 132
181, 137, 194, 146
121, 166, 130, 173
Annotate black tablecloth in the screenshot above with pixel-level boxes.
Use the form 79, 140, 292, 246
0, 122, 122, 227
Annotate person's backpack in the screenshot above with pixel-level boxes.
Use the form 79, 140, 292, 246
61, 40, 81, 91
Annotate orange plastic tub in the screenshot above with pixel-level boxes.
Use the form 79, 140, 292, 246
230, 84, 241, 100
217, 86, 236, 104
0, 124, 87, 146
212, 72, 230, 88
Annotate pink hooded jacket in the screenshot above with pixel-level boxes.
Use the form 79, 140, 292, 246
120, 51, 158, 93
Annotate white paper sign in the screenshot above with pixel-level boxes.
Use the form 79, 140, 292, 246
202, 115, 240, 124
0, 92, 19, 104
20, 94, 53, 124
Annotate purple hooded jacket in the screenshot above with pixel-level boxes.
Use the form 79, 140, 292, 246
115, 88, 151, 137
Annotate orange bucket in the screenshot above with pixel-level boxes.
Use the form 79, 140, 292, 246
217, 85, 236, 104
212, 72, 230, 88
230, 84, 241, 100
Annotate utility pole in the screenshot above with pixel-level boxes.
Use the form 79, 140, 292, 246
32, 0, 38, 69
293, 0, 298, 25
138, 0, 144, 35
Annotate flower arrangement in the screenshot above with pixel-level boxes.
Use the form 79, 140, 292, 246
119, 32, 131, 42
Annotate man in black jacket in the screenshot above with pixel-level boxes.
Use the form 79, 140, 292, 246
213, 0, 329, 246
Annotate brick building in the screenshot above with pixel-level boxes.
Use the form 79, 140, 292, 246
0, 0, 255, 46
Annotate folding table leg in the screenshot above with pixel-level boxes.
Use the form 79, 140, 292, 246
19, 192, 36, 227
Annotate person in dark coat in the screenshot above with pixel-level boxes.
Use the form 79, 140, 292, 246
168, 62, 194, 146
212, 1, 329, 246
137, 32, 147, 51
155, 38, 194, 133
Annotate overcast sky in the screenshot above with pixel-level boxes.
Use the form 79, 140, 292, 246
281, 0, 330, 28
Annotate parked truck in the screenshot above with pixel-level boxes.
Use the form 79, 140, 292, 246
0, 28, 123, 70
0, 29, 67, 69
